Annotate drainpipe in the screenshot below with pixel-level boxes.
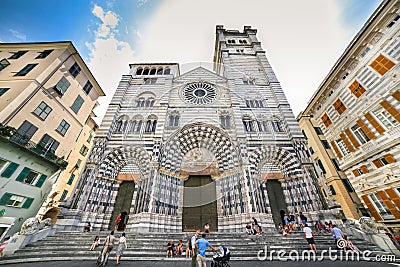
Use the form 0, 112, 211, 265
2, 52, 78, 125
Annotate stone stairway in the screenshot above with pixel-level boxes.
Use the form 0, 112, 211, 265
0, 230, 391, 265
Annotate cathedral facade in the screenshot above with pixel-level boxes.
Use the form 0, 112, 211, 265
71, 26, 328, 232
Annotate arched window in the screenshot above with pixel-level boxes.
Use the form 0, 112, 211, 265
169, 115, 179, 127
115, 120, 123, 132
143, 68, 149, 75
263, 121, 269, 132
136, 68, 143, 75
157, 68, 163, 75
259, 100, 264, 107
136, 120, 142, 132
242, 118, 253, 132
163, 68, 170, 75
150, 68, 157, 75
145, 99, 151, 107
130, 121, 137, 132
220, 115, 231, 127
272, 120, 284, 132
140, 99, 145, 107
257, 121, 263, 131
122, 121, 128, 132
152, 120, 157, 132
145, 120, 152, 132
150, 99, 155, 107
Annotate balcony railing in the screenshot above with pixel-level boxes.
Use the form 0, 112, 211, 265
0, 125, 68, 169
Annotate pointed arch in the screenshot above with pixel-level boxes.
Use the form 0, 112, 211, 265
98, 145, 152, 180
249, 145, 302, 180
159, 122, 240, 174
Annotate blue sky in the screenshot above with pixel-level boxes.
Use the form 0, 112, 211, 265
0, 0, 382, 122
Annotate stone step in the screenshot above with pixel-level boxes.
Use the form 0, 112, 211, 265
3, 230, 388, 265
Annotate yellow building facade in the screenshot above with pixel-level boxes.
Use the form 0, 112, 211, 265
297, 114, 365, 219
0, 42, 104, 222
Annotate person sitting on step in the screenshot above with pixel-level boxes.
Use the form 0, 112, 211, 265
166, 240, 175, 257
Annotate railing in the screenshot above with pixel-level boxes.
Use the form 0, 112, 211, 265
0, 126, 68, 169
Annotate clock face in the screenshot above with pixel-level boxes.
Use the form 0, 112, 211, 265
182, 82, 218, 105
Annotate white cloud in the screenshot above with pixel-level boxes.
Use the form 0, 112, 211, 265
88, 4, 135, 124
92, 4, 119, 38
9, 29, 27, 42
134, 0, 352, 116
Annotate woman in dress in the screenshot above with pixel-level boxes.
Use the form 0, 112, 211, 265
115, 233, 127, 265
89, 235, 100, 251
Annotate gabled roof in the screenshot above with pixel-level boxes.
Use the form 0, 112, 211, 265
173, 66, 227, 83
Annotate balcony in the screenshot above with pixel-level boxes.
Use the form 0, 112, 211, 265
0, 125, 68, 169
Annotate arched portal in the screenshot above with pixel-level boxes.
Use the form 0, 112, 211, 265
96, 145, 151, 230
156, 123, 245, 232
249, 145, 321, 227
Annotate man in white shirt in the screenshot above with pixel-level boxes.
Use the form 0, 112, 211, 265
191, 230, 201, 267
303, 224, 317, 252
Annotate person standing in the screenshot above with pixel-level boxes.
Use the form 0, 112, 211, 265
114, 214, 122, 231
299, 212, 307, 226
191, 230, 201, 267
100, 231, 116, 264
115, 232, 127, 265
331, 224, 346, 250
204, 223, 210, 234
303, 224, 317, 253
195, 233, 216, 267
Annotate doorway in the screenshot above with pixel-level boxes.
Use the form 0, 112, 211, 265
266, 180, 287, 228
110, 181, 135, 230
182, 175, 218, 232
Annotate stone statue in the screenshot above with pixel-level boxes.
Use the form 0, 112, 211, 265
358, 216, 387, 234
19, 217, 40, 235
39, 218, 53, 229
19, 217, 54, 235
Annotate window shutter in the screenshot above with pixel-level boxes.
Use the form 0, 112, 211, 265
365, 112, 385, 134
352, 170, 360, 177
377, 191, 400, 219
330, 141, 342, 159
22, 197, 34, 209
356, 119, 375, 140
392, 90, 400, 102
361, 165, 369, 174
345, 128, 360, 149
361, 195, 382, 221
372, 159, 383, 168
339, 133, 355, 152
1, 162, 20, 178
385, 188, 400, 209
35, 174, 47, 188
15, 167, 31, 182
380, 100, 400, 123
384, 154, 395, 164
0, 192, 13, 205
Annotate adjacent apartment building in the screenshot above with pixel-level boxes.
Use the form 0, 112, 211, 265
299, 0, 400, 234
0, 42, 104, 233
